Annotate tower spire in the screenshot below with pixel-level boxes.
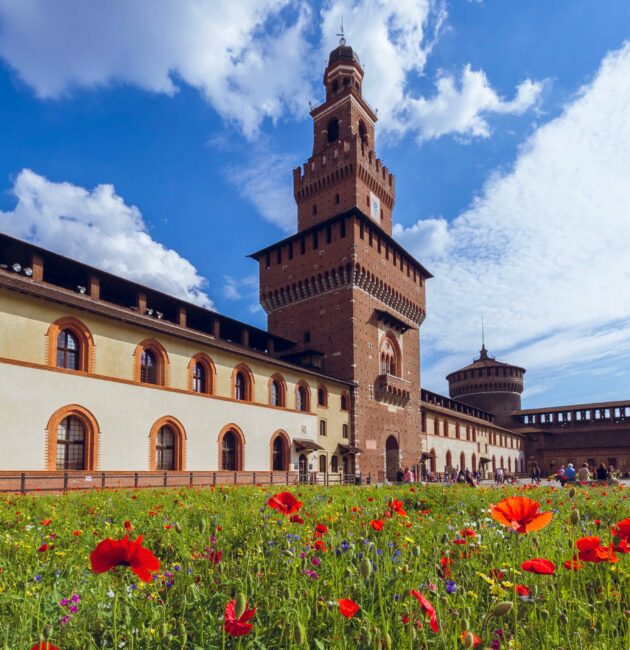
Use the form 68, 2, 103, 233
479, 314, 489, 359
336, 13, 346, 46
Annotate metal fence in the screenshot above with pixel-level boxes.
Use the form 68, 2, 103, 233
0, 470, 373, 494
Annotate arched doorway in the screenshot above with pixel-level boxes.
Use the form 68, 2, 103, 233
445, 450, 452, 473
460, 451, 466, 471
385, 435, 399, 482
472, 453, 477, 472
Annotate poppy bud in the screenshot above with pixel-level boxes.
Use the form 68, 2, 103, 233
412, 545, 421, 557
462, 632, 476, 648
540, 608, 550, 619
568, 487, 576, 498
559, 613, 568, 625
570, 510, 580, 526
160, 623, 169, 638
624, 610, 630, 618
462, 618, 470, 631
359, 556, 372, 579
441, 533, 449, 544
381, 631, 392, 649
283, 549, 294, 557
401, 563, 409, 575
198, 519, 207, 534
235, 593, 247, 620
174, 522, 183, 534
360, 626, 372, 645
491, 601, 513, 617
42, 624, 53, 640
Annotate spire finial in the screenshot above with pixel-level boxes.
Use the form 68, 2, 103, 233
337, 12, 346, 46
481, 313, 485, 349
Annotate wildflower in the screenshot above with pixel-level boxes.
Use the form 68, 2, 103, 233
612, 517, 630, 542
41, 519, 52, 526
267, 492, 303, 515
462, 631, 481, 647
90, 535, 160, 583
390, 499, 407, 516
461, 528, 476, 538
37, 544, 49, 553
490, 497, 552, 534
410, 590, 439, 633
290, 514, 304, 524
563, 558, 583, 571
370, 519, 384, 531
224, 599, 255, 636
576, 536, 618, 564
315, 524, 328, 535
29, 644, 60, 650
338, 598, 360, 618
521, 558, 556, 574
515, 584, 530, 597
445, 580, 457, 594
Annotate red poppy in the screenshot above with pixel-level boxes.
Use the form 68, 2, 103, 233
521, 558, 555, 574
314, 540, 327, 552
515, 584, 530, 597
563, 558, 583, 571
41, 519, 52, 526
370, 519, 384, 531
338, 598, 360, 618
410, 590, 439, 633
490, 569, 504, 581
224, 599, 256, 636
290, 514, 304, 524
439, 556, 453, 578
267, 492, 303, 515
461, 528, 476, 538
29, 644, 60, 650
461, 631, 481, 647
315, 524, 328, 534
576, 536, 618, 564
612, 517, 630, 541
207, 549, 222, 564
37, 543, 49, 553
390, 499, 407, 517
124, 520, 133, 531
90, 535, 160, 582
490, 497, 553, 534
72, 530, 81, 537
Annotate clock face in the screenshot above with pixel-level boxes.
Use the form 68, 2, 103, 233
370, 192, 380, 222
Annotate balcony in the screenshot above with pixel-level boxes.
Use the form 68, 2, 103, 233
375, 374, 411, 406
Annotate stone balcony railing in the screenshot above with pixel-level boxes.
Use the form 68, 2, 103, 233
375, 373, 411, 406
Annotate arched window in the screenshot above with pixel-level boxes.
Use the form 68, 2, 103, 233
332, 79, 339, 93
156, 426, 175, 470
271, 431, 289, 471
331, 456, 339, 473
379, 333, 401, 377
134, 339, 168, 386
317, 386, 328, 407
269, 374, 286, 407
47, 317, 94, 373
232, 365, 253, 401
296, 382, 310, 412
188, 354, 215, 395
446, 450, 452, 468
319, 455, 327, 473
56, 329, 80, 370
192, 362, 206, 393
56, 416, 86, 470
358, 119, 368, 145
460, 451, 466, 470
327, 118, 339, 143
218, 425, 244, 471
141, 349, 157, 384
47, 405, 99, 471
340, 392, 349, 411
319, 420, 327, 436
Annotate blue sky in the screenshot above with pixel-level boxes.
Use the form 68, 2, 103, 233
1, 0, 629, 407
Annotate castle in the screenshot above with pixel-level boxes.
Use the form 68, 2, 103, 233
0, 42, 627, 486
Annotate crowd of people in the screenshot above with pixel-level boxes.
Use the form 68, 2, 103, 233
552, 462, 620, 486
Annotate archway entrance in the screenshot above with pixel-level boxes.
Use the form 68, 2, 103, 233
385, 435, 399, 482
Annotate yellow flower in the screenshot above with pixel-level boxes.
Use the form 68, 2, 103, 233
476, 572, 495, 585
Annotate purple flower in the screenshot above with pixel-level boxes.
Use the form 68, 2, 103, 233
311, 557, 321, 566
445, 580, 457, 594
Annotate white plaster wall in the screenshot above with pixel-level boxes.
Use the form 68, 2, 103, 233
0, 362, 317, 471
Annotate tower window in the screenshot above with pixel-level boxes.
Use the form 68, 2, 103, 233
358, 120, 368, 146
343, 77, 350, 87
303, 330, 311, 343
326, 225, 332, 243
312, 204, 317, 215
327, 118, 339, 143
332, 79, 339, 93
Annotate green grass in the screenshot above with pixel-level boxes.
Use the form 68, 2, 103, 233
0, 483, 628, 649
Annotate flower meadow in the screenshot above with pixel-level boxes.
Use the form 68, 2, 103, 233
0, 484, 628, 649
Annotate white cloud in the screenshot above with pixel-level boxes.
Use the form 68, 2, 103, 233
404, 66, 542, 141
320, 1, 539, 140
0, 0, 314, 138
226, 151, 297, 233
393, 217, 451, 258
222, 274, 258, 301
0, 0, 540, 142
0, 169, 213, 308
395, 42, 630, 392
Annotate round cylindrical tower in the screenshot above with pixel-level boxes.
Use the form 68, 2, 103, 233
446, 345, 525, 424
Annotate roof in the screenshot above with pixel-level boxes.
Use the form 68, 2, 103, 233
248, 207, 433, 279
446, 345, 525, 379
515, 399, 630, 415
328, 44, 361, 67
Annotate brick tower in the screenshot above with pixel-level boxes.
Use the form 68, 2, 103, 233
251, 40, 431, 480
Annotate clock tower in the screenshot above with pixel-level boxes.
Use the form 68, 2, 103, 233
251, 40, 431, 480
